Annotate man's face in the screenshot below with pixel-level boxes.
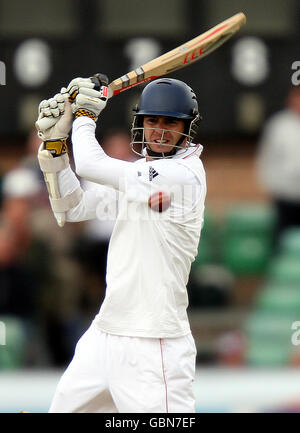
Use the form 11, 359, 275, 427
143, 115, 186, 154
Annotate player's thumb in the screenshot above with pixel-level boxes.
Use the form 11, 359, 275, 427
59, 100, 73, 132
64, 99, 73, 117
35, 116, 57, 133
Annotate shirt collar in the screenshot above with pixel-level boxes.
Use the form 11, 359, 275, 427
173, 143, 203, 159
142, 143, 203, 160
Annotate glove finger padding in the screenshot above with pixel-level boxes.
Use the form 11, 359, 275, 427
49, 98, 60, 118
55, 92, 66, 103
67, 74, 109, 121
36, 94, 73, 141
67, 77, 91, 88
67, 78, 95, 101
42, 107, 52, 117
76, 80, 95, 89
60, 87, 69, 99
49, 98, 58, 108
73, 93, 104, 115
78, 87, 102, 98
36, 116, 58, 134
39, 99, 49, 111
55, 93, 67, 114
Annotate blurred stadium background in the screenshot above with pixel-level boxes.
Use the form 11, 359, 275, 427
1, 0, 300, 413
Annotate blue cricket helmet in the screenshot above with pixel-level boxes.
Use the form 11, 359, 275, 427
135, 78, 199, 120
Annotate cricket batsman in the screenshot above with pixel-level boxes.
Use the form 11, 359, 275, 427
36, 74, 207, 412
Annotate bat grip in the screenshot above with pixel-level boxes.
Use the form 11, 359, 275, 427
90, 73, 109, 91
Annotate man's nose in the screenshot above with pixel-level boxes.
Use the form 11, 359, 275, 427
154, 119, 166, 129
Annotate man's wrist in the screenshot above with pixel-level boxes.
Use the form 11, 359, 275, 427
72, 116, 97, 130
44, 139, 68, 157
74, 109, 97, 121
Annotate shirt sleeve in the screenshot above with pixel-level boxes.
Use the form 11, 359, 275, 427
56, 164, 119, 222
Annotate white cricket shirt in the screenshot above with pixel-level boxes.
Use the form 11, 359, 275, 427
57, 117, 207, 338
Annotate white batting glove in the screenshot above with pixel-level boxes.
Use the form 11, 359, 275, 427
35, 90, 73, 156
66, 73, 109, 122
36, 90, 73, 140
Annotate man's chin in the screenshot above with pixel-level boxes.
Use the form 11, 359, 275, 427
147, 144, 174, 154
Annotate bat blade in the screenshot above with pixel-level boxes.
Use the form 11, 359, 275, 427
108, 12, 246, 98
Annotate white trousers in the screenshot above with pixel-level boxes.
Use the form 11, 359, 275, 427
49, 323, 196, 413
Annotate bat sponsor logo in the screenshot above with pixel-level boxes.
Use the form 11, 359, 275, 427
183, 48, 204, 64
184, 32, 236, 65
183, 24, 232, 65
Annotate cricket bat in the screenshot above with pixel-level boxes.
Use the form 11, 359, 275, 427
37, 13, 246, 130
107, 12, 246, 98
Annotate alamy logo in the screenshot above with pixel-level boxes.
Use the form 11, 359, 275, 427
291, 61, 300, 86
0, 321, 6, 345
291, 321, 300, 346
0, 61, 6, 85
149, 166, 159, 181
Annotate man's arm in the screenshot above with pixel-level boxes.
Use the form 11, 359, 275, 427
36, 87, 118, 225
72, 117, 134, 190
36, 90, 82, 227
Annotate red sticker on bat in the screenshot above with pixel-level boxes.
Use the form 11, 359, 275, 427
102, 86, 108, 97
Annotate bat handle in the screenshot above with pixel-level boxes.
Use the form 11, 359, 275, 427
90, 73, 109, 90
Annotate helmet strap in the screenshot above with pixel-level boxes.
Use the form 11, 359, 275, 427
146, 146, 178, 158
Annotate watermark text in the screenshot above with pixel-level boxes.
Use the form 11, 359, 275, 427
0, 321, 6, 346
0, 61, 5, 86
291, 61, 300, 86
291, 321, 300, 346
